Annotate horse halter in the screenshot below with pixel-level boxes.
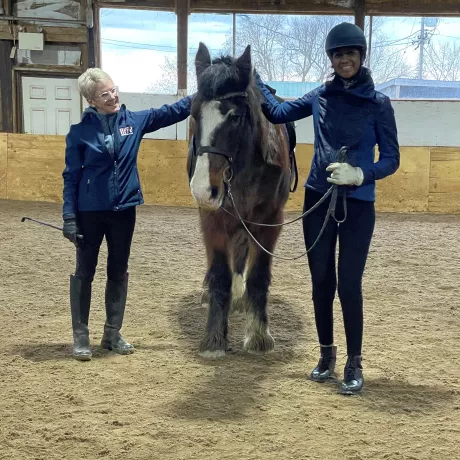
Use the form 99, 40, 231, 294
196, 91, 248, 182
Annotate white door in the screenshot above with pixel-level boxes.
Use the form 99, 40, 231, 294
22, 76, 81, 135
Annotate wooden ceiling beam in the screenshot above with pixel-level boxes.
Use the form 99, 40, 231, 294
95, 0, 175, 11
96, 0, 354, 14
94, 0, 460, 16
366, 0, 460, 16
190, 0, 353, 14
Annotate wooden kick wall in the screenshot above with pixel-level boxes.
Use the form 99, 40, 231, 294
0, 133, 459, 214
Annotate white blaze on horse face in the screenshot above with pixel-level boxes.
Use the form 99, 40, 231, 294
190, 101, 226, 209
200, 101, 224, 146
190, 152, 212, 207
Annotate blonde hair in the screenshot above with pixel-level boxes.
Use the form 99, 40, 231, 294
78, 68, 113, 100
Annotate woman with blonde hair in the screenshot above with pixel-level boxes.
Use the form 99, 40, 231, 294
63, 68, 192, 361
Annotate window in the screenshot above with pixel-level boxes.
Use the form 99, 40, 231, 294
100, 9, 177, 94
186, 13, 234, 94
368, 16, 460, 99
99, 11, 460, 100
232, 14, 353, 98
189, 14, 355, 98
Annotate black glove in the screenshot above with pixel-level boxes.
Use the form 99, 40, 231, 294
63, 217, 82, 248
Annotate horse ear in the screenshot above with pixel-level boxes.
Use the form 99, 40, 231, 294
195, 42, 211, 77
236, 45, 252, 73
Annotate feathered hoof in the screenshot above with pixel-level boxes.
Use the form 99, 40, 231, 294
198, 349, 227, 359
243, 331, 275, 354
200, 289, 210, 308
199, 335, 228, 359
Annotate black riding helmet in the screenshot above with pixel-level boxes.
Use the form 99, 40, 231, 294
325, 22, 367, 62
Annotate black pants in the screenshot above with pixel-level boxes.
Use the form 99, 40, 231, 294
75, 207, 136, 282
302, 189, 375, 356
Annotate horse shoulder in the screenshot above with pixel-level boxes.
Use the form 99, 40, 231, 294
263, 122, 290, 170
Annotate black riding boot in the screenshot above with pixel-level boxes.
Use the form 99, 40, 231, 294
339, 355, 364, 395
310, 345, 337, 382
101, 274, 134, 354
70, 275, 92, 361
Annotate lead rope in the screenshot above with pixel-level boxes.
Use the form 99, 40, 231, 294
224, 146, 349, 262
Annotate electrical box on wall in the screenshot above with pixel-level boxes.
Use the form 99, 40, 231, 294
18, 32, 44, 51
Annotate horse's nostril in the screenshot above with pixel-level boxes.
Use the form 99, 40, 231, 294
210, 186, 219, 199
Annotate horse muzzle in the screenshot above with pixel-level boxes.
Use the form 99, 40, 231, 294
191, 185, 225, 210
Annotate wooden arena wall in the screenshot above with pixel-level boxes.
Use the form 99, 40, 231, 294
0, 133, 459, 214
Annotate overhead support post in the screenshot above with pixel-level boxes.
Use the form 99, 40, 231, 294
176, 0, 190, 97
0, 40, 14, 132
354, 0, 366, 32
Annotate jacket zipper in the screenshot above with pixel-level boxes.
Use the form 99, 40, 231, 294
114, 160, 119, 209
113, 111, 122, 209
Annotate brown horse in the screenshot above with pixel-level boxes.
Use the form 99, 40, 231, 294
187, 43, 292, 357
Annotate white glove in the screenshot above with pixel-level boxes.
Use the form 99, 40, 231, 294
326, 162, 364, 186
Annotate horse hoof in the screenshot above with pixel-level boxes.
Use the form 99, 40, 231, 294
246, 347, 275, 355
198, 349, 226, 359
243, 333, 275, 354
200, 289, 210, 308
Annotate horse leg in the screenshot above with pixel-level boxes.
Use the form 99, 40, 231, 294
243, 227, 280, 354
230, 231, 249, 313
200, 246, 212, 308
199, 249, 232, 358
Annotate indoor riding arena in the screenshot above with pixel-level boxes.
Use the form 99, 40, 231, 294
1, 1, 460, 459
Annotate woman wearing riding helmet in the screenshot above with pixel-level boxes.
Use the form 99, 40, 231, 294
255, 22, 400, 394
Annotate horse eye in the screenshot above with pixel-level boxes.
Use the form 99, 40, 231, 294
229, 114, 240, 124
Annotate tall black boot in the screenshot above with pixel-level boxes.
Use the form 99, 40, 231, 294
100, 273, 134, 355
70, 275, 92, 361
339, 355, 364, 395
310, 345, 337, 382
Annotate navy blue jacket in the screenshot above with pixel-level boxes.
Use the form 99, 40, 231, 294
62, 97, 192, 218
256, 69, 400, 201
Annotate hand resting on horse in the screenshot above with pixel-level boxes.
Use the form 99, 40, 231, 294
326, 162, 364, 186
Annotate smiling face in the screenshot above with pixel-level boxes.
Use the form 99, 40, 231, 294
87, 79, 120, 114
331, 47, 362, 79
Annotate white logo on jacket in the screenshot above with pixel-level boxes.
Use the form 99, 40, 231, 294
119, 126, 134, 136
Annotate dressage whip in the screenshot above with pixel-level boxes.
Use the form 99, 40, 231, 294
21, 216, 84, 240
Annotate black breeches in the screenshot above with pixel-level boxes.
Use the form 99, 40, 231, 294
302, 189, 375, 355
75, 207, 136, 282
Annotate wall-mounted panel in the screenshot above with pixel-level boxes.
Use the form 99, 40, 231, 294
14, 0, 81, 21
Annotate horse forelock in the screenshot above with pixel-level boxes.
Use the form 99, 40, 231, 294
197, 55, 250, 100
195, 53, 271, 166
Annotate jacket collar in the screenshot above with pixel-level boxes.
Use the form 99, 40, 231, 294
81, 104, 126, 122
